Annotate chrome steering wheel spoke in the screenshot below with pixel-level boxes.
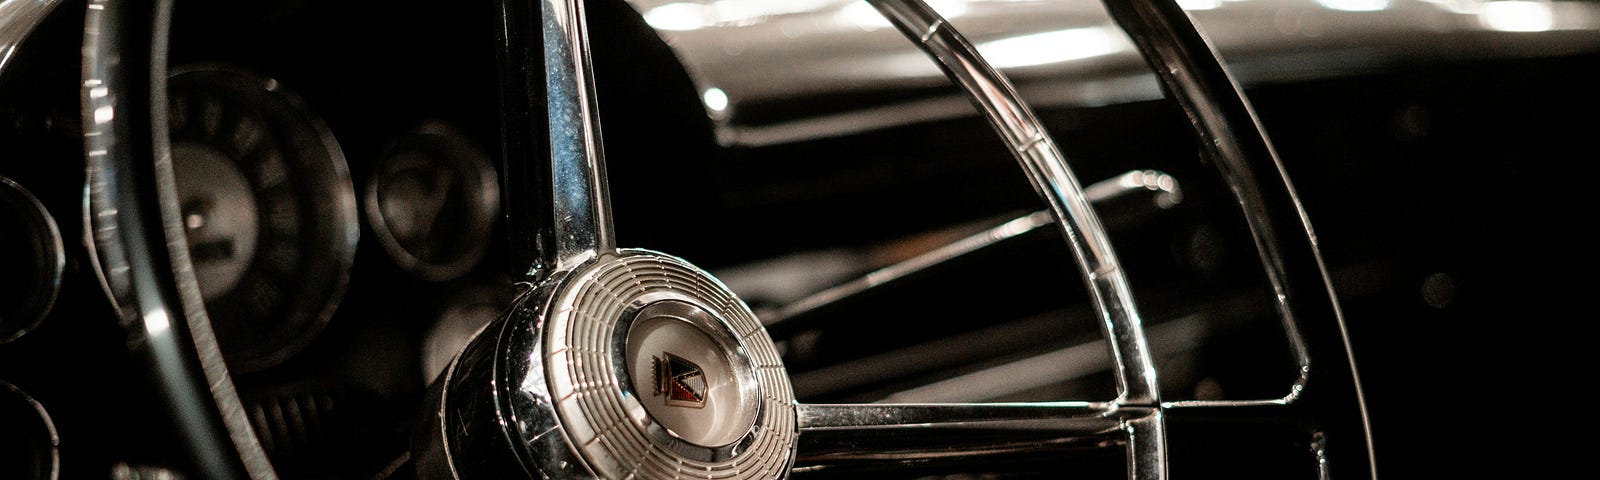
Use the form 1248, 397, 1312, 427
794, 402, 1164, 477
498, 0, 616, 279
82, 0, 1372, 476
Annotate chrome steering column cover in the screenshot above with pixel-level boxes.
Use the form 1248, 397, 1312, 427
420, 249, 797, 480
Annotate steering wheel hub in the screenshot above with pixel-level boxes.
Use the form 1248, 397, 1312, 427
487, 249, 798, 479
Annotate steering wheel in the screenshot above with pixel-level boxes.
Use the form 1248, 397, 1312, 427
81, 0, 1374, 478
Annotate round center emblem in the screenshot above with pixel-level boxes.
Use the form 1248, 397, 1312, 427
535, 250, 796, 479
624, 300, 759, 447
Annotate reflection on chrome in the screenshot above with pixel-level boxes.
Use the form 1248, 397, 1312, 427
759, 169, 1182, 332
839, 0, 971, 30
701, 86, 729, 112
1480, 0, 1554, 32
0, 0, 63, 76
644, 0, 858, 31
1314, 0, 1390, 12
976, 26, 1128, 68
644, 0, 983, 32
1176, 0, 1224, 11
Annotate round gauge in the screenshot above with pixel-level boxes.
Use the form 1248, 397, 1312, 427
365, 121, 499, 281
0, 177, 64, 344
166, 67, 358, 372
0, 381, 59, 480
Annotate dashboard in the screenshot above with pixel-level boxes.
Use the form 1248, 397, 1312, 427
3, 0, 1599, 478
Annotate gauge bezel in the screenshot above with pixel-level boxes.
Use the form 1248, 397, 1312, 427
0, 177, 64, 344
162, 65, 359, 372
363, 121, 500, 282
0, 380, 60, 480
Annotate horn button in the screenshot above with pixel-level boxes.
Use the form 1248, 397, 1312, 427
528, 250, 796, 479
623, 300, 759, 447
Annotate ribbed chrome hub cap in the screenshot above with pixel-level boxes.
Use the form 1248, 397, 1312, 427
542, 250, 795, 479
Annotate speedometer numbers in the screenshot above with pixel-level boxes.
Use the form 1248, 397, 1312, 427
167, 67, 357, 373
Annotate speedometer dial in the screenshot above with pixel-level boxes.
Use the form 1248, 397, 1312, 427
167, 67, 357, 373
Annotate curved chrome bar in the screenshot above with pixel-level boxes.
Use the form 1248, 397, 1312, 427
764, 169, 1182, 334
0, 177, 64, 344
866, 0, 1161, 414
0, 0, 62, 77
496, 0, 617, 278
1100, 0, 1374, 475
866, 1, 1165, 476
0, 380, 59, 480
795, 402, 1127, 470
540, 0, 615, 270
81, 0, 274, 478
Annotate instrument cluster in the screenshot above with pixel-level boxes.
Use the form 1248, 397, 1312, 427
0, 1, 513, 475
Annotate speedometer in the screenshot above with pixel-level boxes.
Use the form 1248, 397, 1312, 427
166, 67, 357, 372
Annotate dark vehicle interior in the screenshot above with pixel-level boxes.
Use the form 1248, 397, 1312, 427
2, 0, 1596, 478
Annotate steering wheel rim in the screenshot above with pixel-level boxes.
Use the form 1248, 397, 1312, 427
80, 0, 1374, 478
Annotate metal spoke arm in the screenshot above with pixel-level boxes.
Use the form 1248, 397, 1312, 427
496, 0, 615, 279
763, 170, 1182, 335
794, 403, 1163, 477
1100, 0, 1375, 474
866, 0, 1160, 409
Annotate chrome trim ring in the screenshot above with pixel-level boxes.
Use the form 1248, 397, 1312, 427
0, 0, 63, 78
541, 250, 795, 480
0, 380, 59, 480
363, 121, 500, 282
0, 176, 64, 344
163, 65, 359, 372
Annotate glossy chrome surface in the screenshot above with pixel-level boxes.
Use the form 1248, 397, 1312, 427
0, 380, 59, 480
497, 0, 618, 279
881, 314, 1207, 403
68, 0, 1379, 476
81, 0, 273, 478
632, 0, 1600, 146
540, 0, 616, 271
870, 0, 1162, 431
542, 251, 794, 477
420, 251, 797, 480
0, 0, 60, 77
794, 402, 1158, 475
0, 176, 64, 343
431, 4, 802, 474
1103, 0, 1373, 473
762, 169, 1181, 333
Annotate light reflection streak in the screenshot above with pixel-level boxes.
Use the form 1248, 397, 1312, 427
146, 309, 171, 335
1314, 0, 1391, 12
839, 0, 971, 30
1177, 0, 1224, 11
976, 26, 1128, 69
1480, 0, 1554, 32
702, 87, 729, 112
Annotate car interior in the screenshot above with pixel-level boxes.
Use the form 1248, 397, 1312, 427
2, 0, 1597, 478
